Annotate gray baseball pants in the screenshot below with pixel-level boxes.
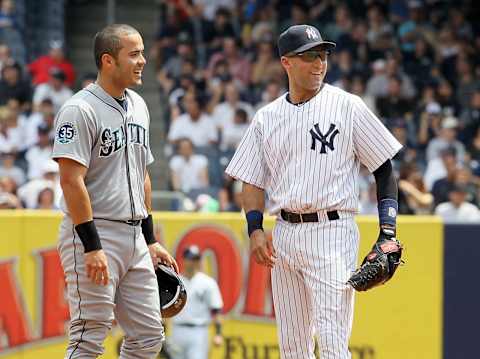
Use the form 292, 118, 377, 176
58, 216, 164, 359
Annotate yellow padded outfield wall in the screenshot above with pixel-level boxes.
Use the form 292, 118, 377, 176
0, 211, 442, 359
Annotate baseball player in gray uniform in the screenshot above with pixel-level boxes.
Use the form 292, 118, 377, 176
226, 25, 402, 359
52, 24, 178, 359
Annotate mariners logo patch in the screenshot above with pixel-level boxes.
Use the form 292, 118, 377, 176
56, 122, 77, 144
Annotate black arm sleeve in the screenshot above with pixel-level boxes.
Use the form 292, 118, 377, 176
372, 160, 397, 201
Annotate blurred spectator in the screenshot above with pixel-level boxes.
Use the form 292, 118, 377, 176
328, 50, 360, 87
436, 27, 461, 84
366, 4, 393, 55
0, 151, 24, 186
424, 147, 459, 191
385, 57, 416, 99
322, 4, 353, 43
28, 40, 76, 87
220, 108, 249, 152
426, 116, 465, 162
417, 101, 443, 150
448, 8, 473, 40
0, 44, 12, 75
389, 118, 417, 165
208, 37, 252, 88
255, 80, 284, 110
193, 0, 235, 22
436, 80, 459, 117
431, 158, 458, 208
454, 166, 478, 205
218, 180, 241, 212
398, 162, 433, 214
24, 123, 53, 180
0, 191, 20, 208
435, 184, 480, 222
169, 138, 209, 193
0, 0, 17, 31
33, 68, 73, 113
404, 37, 434, 90
167, 74, 197, 113
250, 37, 284, 88
0, 174, 21, 208
168, 92, 218, 147
459, 89, 480, 145
249, 4, 277, 44
376, 75, 413, 119
151, 5, 194, 69
17, 159, 60, 209
21, 98, 55, 149
468, 128, 480, 172
0, 105, 22, 154
161, 32, 196, 80
397, 1, 434, 56
350, 75, 376, 114
366, 59, 387, 99
36, 187, 57, 210
212, 81, 253, 132
202, 7, 236, 56
0, 59, 32, 106
456, 56, 479, 108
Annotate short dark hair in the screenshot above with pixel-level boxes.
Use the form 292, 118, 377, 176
93, 24, 139, 69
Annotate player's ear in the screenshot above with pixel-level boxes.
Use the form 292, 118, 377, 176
101, 53, 114, 68
280, 56, 291, 70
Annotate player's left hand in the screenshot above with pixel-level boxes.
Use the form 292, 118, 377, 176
212, 334, 223, 347
250, 229, 277, 268
148, 242, 179, 273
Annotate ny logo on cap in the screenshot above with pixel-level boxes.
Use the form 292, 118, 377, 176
305, 27, 318, 40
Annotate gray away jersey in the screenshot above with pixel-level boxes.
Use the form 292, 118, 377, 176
225, 84, 402, 215
52, 83, 154, 221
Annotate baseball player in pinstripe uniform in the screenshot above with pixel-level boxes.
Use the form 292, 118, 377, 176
226, 24, 402, 359
52, 24, 178, 358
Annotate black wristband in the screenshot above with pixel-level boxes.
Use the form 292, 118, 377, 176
246, 210, 264, 237
75, 220, 102, 253
142, 214, 156, 245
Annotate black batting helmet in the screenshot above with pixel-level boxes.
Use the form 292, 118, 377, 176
155, 264, 187, 318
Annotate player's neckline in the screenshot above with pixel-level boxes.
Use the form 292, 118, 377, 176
286, 83, 324, 107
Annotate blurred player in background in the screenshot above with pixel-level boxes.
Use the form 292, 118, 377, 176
169, 245, 223, 359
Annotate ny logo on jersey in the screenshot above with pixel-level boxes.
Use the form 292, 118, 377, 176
305, 27, 318, 40
309, 123, 339, 154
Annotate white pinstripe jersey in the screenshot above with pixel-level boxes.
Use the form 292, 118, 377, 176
225, 84, 402, 215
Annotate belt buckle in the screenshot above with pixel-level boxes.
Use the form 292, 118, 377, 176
299, 213, 304, 223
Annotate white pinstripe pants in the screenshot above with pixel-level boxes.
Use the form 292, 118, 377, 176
271, 215, 359, 359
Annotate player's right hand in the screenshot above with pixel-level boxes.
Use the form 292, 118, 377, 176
84, 249, 110, 286
250, 230, 277, 268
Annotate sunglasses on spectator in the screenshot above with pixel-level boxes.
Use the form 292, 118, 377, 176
287, 50, 330, 62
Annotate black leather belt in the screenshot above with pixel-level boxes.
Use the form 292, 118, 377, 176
94, 217, 142, 226
280, 209, 339, 223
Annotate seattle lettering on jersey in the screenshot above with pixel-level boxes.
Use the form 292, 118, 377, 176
99, 123, 148, 157
309, 123, 339, 153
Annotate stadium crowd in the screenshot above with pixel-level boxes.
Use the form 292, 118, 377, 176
1, 0, 480, 222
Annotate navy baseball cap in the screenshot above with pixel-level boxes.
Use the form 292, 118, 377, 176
278, 24, 336, 57
183, 245, 202, 260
